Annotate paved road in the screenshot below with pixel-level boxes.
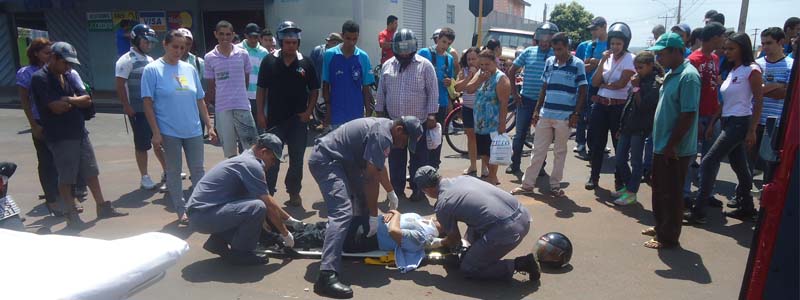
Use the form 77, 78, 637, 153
1, 109, 755, 299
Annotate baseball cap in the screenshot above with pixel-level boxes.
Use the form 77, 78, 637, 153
256, 133, 285, 163
51, 42, 80, 65
671, 23, 692, 34
245, 23, 261, 37
413, 166, 440, 189
587, 17, 607, 30
647, 32, 685, 52
325, 32, 343, 42
400, 116, 424, 154
177, 28, 193, 40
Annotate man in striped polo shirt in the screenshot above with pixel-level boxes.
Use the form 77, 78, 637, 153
751, 27, 793, 184
512, 33, 587, 198
237, 23, 269, 128
506, 22, 557, 175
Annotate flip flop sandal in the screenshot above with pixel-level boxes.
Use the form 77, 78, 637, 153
550, 188, 566, 198
462, 168, 478, 176
74, 204, 84, 213
641, 227, 656, 236
510, 187, 535, 195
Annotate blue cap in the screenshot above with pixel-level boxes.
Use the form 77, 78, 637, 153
51, 42, 80, 65
256, 133, 285, 163
400, 116, 424, 154
413, 165, 440, 189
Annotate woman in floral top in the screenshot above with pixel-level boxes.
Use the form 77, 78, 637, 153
464, 49, 511, 185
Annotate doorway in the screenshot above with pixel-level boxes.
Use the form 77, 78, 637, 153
201, 10, 265, 53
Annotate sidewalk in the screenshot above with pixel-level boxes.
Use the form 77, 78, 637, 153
0, 87, 123, 113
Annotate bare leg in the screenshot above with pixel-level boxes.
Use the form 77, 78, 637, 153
84, 176, 106, 205
153, 148, 167, 173
487, 163, 500, 185
466, 129, 478, 172
134, 150, 148, 177
59, 184, 76, 209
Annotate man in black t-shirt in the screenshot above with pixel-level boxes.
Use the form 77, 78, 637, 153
255, 21, 320, 207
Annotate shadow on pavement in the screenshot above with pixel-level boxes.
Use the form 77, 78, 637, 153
182, 257, 288, 283
655, 247, 711, 284
113, 188, 159, 209
160, 220, 193, 240
541, 264, 574, 274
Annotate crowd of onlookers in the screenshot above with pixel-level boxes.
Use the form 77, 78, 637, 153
8, 8, 800, 251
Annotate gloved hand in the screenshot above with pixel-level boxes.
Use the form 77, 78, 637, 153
367, 216, 379, 237
387, 191, 399, 210
427, 237, 445, 249
284, 216, 304, 231
281, 232, 295, 248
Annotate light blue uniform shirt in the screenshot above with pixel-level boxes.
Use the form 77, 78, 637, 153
141, 58, 205, 139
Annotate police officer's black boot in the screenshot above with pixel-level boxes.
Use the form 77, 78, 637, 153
514, 254, 541, 282
314, 270, 353, 299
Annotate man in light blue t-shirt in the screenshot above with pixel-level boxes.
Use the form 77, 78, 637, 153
322, 20, 374, 129
577, 17, 609, 157
417, 27, 455, 170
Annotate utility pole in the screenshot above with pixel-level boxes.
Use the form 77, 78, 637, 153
658, 14, 673, 28
542, 3, 547, 22
738, 0, 750, 33
752, 28, 760, 52
676, 0, 682, 23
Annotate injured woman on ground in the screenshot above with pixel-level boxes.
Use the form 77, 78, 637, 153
262, 210, 444, 273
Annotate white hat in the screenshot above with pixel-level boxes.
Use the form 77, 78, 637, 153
177, 28, 193, 40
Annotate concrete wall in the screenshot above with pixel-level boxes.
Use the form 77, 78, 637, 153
425, 0, 473, 55
494, 0, 524, 17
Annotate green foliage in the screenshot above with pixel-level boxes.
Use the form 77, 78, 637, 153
549, 1, 594, 48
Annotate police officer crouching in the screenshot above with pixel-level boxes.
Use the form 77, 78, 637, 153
185, 133, 294, 265
414, 166, 541, 283
310, 116, 423, 299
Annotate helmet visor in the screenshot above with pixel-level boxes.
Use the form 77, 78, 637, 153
393, 39, 417, 55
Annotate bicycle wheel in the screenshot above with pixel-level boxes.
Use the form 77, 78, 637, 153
444, 105, 469, 155
505, 100, 517, 132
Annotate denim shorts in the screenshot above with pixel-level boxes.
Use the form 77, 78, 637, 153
129, 112, 153, 151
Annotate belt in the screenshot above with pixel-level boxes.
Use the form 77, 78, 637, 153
494, 206, 525, 227
592, 96, 626, 106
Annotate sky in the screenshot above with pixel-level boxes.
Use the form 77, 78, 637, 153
523, 0, 798, 47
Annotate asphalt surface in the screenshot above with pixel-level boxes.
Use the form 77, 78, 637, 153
1, 109, 756, 300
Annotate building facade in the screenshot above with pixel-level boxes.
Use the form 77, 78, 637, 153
0, 0, 474, 92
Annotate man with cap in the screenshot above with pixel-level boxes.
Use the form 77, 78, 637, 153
310, 33, 343, 87
237, 23, 270, 125
32, 42, 128, 226
652, 24, 667, 40
413, 166, 541, 283
256, 20, 320, 207
309, 116, 423, 299
643, 33, 700, 249
578, 16, 609, 159
186, 133, 294, 265
671, 23, 694, 58
375, 28, 439, 203
115, 24, 166, 191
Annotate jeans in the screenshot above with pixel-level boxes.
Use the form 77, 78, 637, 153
511, 98, 536, 169
162, 134, 204, 218
588, 103, 623, 185
683, 115, 718, 197
652, 154, 691, 246
575, 86, 596, 147
521, 118, 569, 189
188, 198, 266, 252
389, 126, 429, 194
216, 109, 257, 158
616, 133, 646, 193
266, 115, 309, 195
32, 133, 59, 204
428, 106, 447, 169
693, 116, 754, 216
643, 136, 653, 171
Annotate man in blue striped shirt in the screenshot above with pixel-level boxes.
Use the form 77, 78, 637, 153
512, 33, 587, 197
506, 22, 557, 174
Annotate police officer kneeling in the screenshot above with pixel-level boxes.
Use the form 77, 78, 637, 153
186, 133, 294, 265
310, 116, 423, 299
414, 166, 541, 283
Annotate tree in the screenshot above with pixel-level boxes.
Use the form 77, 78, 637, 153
548, 1, 594, 49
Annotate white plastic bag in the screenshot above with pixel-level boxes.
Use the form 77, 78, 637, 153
489, 132, 513, 165
426, 123, 442, 150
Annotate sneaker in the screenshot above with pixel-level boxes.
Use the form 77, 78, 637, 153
284, 193, 302, 207
505, 165, 520, 174
159, 184, 168, 193
573, 144, 586, 153
513, 254, 541, 282
96, 201, 129, 219
611, 187, 628, 198
726, 196, 741, 208
725, 207, 757, 221
584, 178, 597, 190
160, 173, 188, 183
613, 192, 637, 206
604, 147, 612, 153
683, 211, 707, 225
140, 175, 157, 190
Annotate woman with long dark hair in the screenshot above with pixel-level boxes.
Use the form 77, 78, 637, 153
686, 33, 763, 223
454, 47, 484, 177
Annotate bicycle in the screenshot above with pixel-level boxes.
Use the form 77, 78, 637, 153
444, 100, 523, 155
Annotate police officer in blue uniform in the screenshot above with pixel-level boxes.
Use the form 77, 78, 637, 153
414, 166, 541, 283
310, 116, 423, 299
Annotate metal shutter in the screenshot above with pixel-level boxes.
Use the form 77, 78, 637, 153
45, 9, 92, 86
0, 13, 15, 86
402, 0, 425, 48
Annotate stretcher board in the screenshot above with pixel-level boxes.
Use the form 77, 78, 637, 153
259, 246, 390, 259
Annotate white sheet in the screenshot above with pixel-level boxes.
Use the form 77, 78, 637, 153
0, 229, 189, 300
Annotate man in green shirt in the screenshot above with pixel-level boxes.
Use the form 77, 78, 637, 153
644, 33, 700, 249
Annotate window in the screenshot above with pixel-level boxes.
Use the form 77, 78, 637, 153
446, 5, 455, 24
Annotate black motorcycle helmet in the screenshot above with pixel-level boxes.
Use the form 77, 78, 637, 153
276, 20, 302, 47
535, 22, 559, 41
607, 22, 632, 52
393, 28, 418, 56
130, 24, 158, 52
